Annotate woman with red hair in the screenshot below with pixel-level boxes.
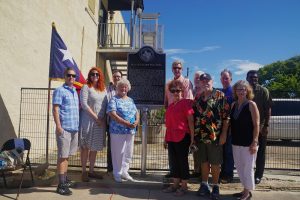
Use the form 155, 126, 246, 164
79, 67, 108, 182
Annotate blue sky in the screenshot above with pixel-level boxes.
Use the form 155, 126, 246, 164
142, 0, 300, 88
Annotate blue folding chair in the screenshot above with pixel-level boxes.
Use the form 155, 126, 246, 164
0, 138, 34, 200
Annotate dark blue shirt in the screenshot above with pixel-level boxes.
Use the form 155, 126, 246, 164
222, 86, 233, 105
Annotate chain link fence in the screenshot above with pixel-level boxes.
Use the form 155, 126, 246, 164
18, 88, 300, 170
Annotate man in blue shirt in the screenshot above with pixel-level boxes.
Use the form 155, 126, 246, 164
53, 67, 79, 195
219, 69, 234, 184
106, 70, 122, 174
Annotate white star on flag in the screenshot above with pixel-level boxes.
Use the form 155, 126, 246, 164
58, 48, 74, 65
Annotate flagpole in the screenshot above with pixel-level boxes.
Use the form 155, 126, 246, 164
46, 79, 51, 164
80, 26, 84, 70
45, 22, 56, 164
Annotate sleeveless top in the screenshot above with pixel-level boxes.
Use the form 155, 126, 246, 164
230, 102, 253, 146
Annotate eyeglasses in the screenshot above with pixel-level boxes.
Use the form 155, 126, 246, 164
236, 88, 246, 92
189, 144, 198, 154
173, 67, 182, 70
66, 74, 76, 78
90, 72, 99, 77
170, 89, 182, 93
113, 75, 121, 78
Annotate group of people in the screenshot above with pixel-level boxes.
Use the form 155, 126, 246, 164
52, 61, 272, 200
53, 67, 139, 195
163, 61, 272, 200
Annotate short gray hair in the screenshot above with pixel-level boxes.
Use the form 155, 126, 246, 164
116, 77, 131, 91
220, 68, 232, 78
194, 70, 204, 78
172, 60, 183, 68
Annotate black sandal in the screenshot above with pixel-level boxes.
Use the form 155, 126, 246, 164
237, 192, 252, 200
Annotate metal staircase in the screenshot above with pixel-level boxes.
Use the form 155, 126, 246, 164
110, 60, 128, 78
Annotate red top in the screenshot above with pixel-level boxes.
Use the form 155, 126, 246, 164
165, 99, 194, 142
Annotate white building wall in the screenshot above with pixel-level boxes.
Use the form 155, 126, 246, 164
0, 0, 99, 144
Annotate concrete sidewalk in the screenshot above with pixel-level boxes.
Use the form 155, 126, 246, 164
0, 169, 299, 200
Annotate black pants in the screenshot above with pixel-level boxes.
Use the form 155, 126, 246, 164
107, 128, 113, 172
255, 135, 267, 179
168, 146, 174, 175
168, 134, 190, 180
221, 134, 234, 178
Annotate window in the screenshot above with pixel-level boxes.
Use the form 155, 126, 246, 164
272, 99, 300, 116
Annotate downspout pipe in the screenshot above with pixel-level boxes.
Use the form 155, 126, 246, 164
130, 0, 135, 48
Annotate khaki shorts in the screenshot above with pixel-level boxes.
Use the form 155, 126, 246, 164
56, 130, 78, 158
199, 142, 223, 165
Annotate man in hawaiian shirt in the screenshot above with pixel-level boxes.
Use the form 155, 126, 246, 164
193, 73, 230, 200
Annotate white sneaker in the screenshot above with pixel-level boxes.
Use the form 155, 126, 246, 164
114, 176, 122, 183
121, 173, 134, 181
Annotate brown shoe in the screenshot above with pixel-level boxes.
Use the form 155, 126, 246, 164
81, 172, 89, 182
88, 172, 103, 179
174, 187, 188, 196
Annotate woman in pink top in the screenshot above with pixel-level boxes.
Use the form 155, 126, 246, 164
163, 80, 195, 196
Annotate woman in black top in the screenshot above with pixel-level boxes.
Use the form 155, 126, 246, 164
230, 80, 260, 200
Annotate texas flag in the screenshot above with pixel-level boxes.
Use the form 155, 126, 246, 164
49, 24, 86, 89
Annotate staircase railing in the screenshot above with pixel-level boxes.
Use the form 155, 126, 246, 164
98, 23, 131, 48
98, 22, 164, 50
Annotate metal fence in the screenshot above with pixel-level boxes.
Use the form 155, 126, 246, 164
18, 88, 300, 170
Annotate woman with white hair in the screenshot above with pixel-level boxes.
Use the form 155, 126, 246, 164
106, 78, 140, 183
193, 70, 204, 99
191, 70, 204, 179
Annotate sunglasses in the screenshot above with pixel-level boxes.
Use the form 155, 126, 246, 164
173, 67, 182, 70
66, 74, 76, 78
170, 89, 182, 93
200, 77, 210, 81
90, 72, 99, 77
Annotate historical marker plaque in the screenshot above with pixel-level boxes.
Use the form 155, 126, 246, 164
127, 46, 166, 105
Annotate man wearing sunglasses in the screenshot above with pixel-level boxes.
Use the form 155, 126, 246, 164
164, 60, 193, 178
53, 67, 79, 195
164, 60, 193, 108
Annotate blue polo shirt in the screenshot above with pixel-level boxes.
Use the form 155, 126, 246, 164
222, 86, 234, 105
53, 84, 79, 132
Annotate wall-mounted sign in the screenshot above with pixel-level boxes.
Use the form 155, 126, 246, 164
127, 46, 166, 105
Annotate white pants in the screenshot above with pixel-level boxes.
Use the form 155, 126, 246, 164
232, 145, 258, 190
110, 134, 134, 179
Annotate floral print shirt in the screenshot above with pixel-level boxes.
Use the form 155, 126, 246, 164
106, 96, 137, 134
193, 88, 231, 144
